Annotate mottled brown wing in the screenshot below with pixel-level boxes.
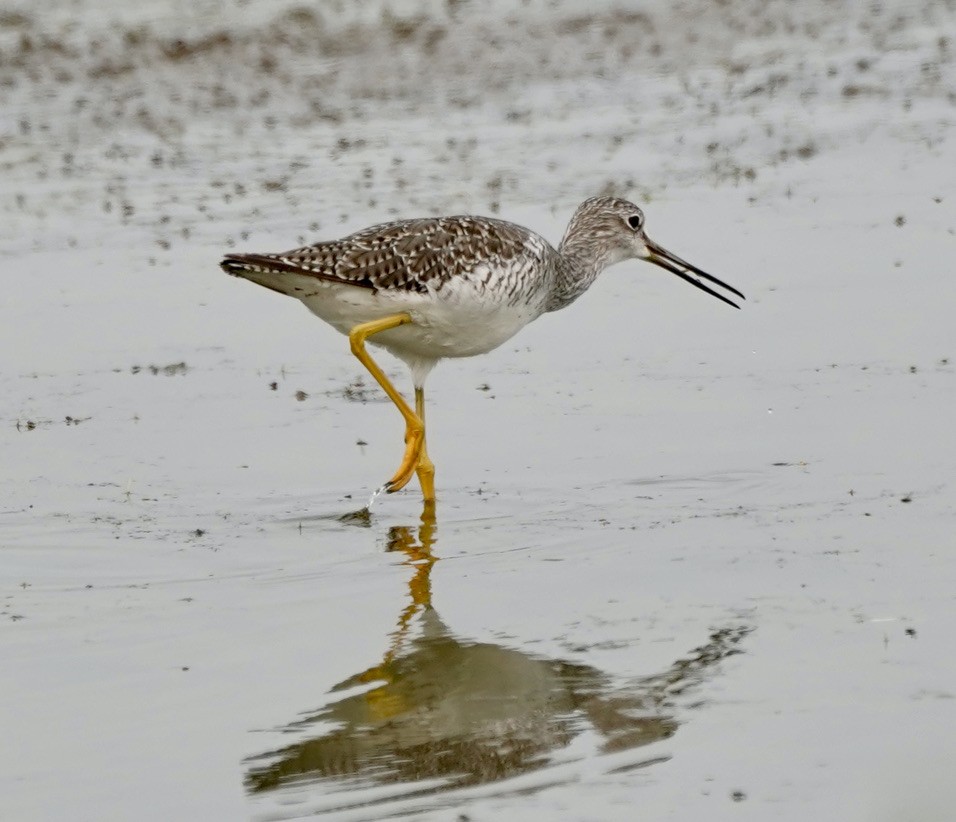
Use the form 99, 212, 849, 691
267, 216, 537, 293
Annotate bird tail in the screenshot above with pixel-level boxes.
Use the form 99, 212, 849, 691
220, 253, 314, 297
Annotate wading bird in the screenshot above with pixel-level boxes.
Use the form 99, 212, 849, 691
221, 196, 744, 508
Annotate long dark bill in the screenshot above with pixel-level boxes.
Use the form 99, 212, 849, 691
644, 236, 745, 309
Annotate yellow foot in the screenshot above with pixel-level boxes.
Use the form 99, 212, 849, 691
384, 428, 435, 506
416, 450, 436, 505
384, 425, 424, 493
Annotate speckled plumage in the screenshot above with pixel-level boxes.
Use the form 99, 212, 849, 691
220, 197, 743, 503
232, 215, 541, 297
221, 197, 743, 384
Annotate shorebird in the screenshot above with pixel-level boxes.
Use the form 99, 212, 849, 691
221, 196, 744, 507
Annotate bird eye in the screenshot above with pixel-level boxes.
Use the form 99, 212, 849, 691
626, 214, 642, 230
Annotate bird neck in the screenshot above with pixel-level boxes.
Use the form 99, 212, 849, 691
547, 235, 613, 313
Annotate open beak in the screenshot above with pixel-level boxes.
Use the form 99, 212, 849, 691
644, 236, 745, 309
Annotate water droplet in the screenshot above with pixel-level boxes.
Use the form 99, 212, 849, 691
366, 484, 388, 510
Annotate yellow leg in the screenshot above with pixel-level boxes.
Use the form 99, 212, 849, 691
414, 386, 436, 508
348, 314, 423, 494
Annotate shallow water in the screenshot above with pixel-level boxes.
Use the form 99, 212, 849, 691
3, 0, 956, 819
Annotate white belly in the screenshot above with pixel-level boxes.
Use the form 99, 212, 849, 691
298, 277, 546, 364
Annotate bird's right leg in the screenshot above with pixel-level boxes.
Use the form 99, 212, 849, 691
414, 385, 436, 513
348, 314, 423, 494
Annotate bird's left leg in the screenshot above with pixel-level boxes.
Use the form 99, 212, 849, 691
348, 314, 424, 494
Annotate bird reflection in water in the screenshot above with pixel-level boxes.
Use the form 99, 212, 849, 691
244, 509, 751, 804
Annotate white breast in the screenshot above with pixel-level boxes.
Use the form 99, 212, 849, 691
298, 261, 549, 363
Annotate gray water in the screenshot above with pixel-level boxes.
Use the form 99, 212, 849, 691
2, 1, 955, 819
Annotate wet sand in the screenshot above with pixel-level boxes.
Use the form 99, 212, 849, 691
2, 1, 955, 819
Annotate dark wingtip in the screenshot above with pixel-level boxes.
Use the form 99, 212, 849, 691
219, 252, 286, 277
220, 255, 247, 276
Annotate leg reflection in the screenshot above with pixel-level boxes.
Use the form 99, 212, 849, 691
244, 515, 752, 801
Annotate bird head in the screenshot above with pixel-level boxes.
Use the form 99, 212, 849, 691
565, 196, 745, 309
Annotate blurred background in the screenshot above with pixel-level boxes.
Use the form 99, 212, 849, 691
5, 0, 952, 257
